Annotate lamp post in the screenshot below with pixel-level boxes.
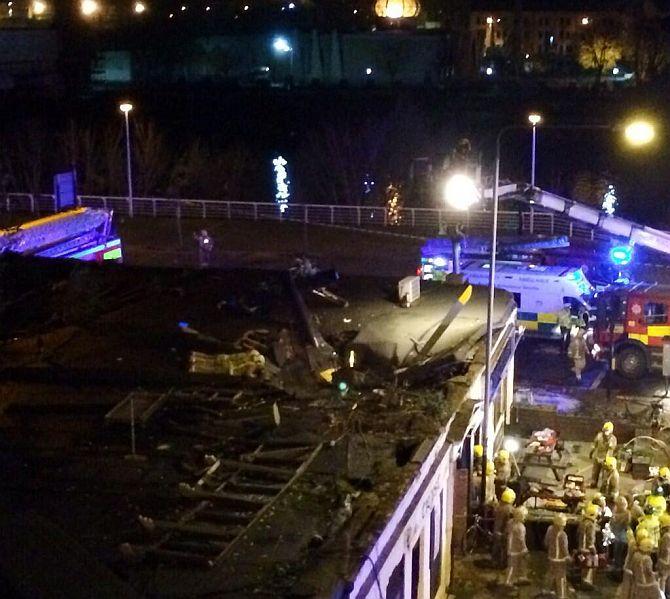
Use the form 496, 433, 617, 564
528, 113, 542, 187
273, 36, 294, 85
471, 116, 656, 509
119, 102, 134, 218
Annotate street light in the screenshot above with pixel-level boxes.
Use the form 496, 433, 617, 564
624, 120, 655, 147
478, 115, 656, 509
133, 1, 146, 14
528, 113, 542, 187
80, 0, 99, 17
444, 173, 480, 211
272, 36, 294, 84
119, 102, 134, 218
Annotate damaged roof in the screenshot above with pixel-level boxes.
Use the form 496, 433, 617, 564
0, 255, 515, 597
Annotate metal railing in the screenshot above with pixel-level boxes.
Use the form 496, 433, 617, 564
1, 192, 603, 241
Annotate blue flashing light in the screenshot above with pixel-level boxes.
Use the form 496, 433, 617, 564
609, 245, 633, 266
178, 321, 189, 328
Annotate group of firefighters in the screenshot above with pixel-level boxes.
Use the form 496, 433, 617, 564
473, 421, 670, 598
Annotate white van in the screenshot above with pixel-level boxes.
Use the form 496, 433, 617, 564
421, 258, 593, 335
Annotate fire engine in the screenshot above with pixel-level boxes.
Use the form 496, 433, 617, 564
0, 208, 122, 262
593, 283, 670, 379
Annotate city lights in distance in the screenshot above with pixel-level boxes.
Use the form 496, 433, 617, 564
288, 2, 295, 8
205, 5, 210, 10
119, 102, 133, 113
365, 67, 373, 75
133, 1, 146, 14
486, 16, 493, 24
485, 66, 493, 76
612, 67, 619, 75
244, 4, 249, 10
581, 16, 589, 25
624, 120, 655, 146
32, 0, 47, 15
80, 0, 100, 17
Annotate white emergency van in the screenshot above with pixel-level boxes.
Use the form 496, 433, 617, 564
421, 258, 594, 335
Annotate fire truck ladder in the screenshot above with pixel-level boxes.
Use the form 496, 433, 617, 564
517, 186, 670, 257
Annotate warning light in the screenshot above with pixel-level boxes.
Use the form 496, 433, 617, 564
609, 245, 633, 266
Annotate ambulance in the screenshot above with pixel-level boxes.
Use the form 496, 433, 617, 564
420, 258, 594, 337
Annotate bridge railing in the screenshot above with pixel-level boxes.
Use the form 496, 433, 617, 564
1, 193, 602, 241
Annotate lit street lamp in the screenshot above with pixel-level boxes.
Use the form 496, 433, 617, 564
80, 0, 99, 17
119, 102, 134, 218
443, 173, 480, 211
528, 113, 542, 187
478, 116, 656, 509
272, 36, 294, 84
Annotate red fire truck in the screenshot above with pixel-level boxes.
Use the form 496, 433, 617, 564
593, 283, 670, 379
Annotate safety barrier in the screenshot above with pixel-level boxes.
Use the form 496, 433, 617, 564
1, 193, 602, 241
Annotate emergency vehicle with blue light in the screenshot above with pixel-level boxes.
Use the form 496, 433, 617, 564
0, 208, 122, 262
421, 256, 593, 337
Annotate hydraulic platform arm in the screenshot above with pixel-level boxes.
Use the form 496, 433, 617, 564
523, 187, 670, 256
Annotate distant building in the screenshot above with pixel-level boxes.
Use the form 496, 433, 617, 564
469, 0, 630, 74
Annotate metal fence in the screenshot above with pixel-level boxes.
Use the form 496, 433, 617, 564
1, 192, 603, 241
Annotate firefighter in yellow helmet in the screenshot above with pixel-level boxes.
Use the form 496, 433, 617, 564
646, 488, 667, 517
473, 443, 484, 475
578, 503, 600, 589
658, 513, 670, 597
632, 537, 662, 599
544, 513, 571, 599
637, 505, 660, 550
657, 466, 670, 496
590, 421, 617, 488
503, 506, 529, 588
492, 487, 516, 567
494, 449, 512, 499
617, 527, 650, 599
601, 455, 620, 503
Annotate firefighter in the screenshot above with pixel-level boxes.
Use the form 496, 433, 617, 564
657, 466, 670, 497
577, 503, 600, 589
471, 460, 496, 507
558, 302, 573, 352
632, 537, 663, 599
544, 513, 571, 599
611, 495, 632, 577
590, 421, 617, 488
503, 506, 529, 588
602, 456, 621, 502
494, 449, 512, 499
647, 488, 668, 518
617, 527, 650, 599
658, 513, 670, 597
637, 505, 661, 550
492, 487, 516, 568
473, 443, 484, 475
567, 326, 588, 382
195, 229, 213, 268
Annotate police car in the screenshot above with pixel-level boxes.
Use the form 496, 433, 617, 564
420, 257, 594, 337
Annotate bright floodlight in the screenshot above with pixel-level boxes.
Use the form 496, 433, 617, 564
386, 3, 403, 18
133, 1, 146, 13
444, 174, 480, 211
80, 0, 99, 16
32, 0, 47, 15
119, 102, 133, 113
503, 437, 521, 453
273, 37, 292, 53
528, 113, 542, 126
624, 120, 655, 146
